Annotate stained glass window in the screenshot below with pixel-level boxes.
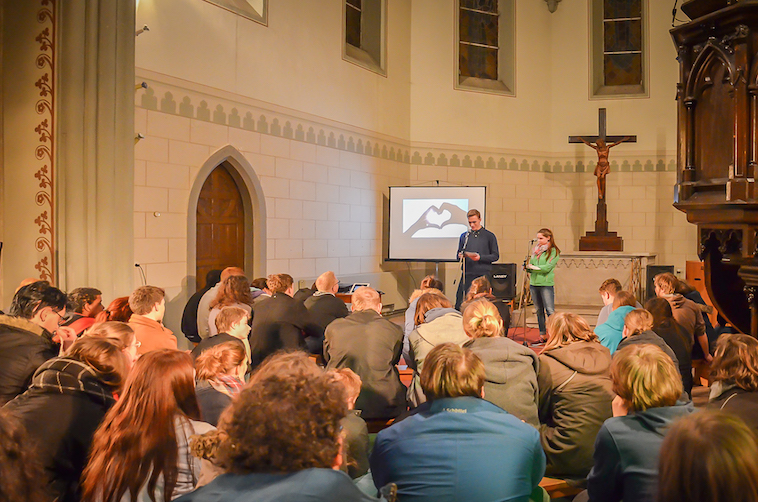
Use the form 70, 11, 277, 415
459, 0, 499, 80
603, 0, 642, 86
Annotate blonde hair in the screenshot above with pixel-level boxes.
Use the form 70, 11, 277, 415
86, 321, 135, 347
315, 271, 338, 293
624, 309, 654, 336
611, 344, 682, 412
612, 290, 637, 310
248, 351, 322, 387
711, 333, 758, 392
465, 276, 492, 302
215, 306, 248, 334
195, 342, 246, 381
128, 286, 165, 315
351, 287, 380, 312
542, 312, 598, 352
654, 273, 678, 295
420, 343, 485, 401
329, 368, 362, 407
414, 291, 452, 326
462, 298, 503, 338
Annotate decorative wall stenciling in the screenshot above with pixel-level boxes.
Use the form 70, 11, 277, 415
33, 0, 56, 282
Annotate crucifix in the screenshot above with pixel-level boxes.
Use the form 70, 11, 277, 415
569, 108, 637, 251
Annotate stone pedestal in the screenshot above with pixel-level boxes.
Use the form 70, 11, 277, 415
555, 252, 656, 306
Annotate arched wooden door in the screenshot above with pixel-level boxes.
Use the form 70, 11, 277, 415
195, 162, 246, 291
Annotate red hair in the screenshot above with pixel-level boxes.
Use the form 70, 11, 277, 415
81, 350, 200, 502
105, 297, 133, 323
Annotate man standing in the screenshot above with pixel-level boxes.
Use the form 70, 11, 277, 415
127, 285, 177, 354
324, 287, 407, 420
455, 209, 499, 310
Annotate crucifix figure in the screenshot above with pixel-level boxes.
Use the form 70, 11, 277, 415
569, 108, 637, 251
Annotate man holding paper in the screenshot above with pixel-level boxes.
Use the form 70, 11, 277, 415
455, 209, 499, 310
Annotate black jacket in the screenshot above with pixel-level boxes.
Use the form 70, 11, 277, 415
249, 293, 310, 369
304, 293, 350, 337
0, 314, 58, 405
4, 358, 116, 502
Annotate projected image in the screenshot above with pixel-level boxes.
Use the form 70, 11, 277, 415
402, 199, 469, 238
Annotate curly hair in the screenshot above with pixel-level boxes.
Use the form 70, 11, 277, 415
266, 274, 294, 294
218, 372, 347, 474
711, 333, 758, 392
67, 287, 102, 314
0, 408, 48, 502
210, 276, 253, 309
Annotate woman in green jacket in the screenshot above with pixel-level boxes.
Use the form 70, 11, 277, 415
527, 228, 560, 340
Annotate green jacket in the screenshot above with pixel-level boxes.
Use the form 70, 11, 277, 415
529, 250, 560, 287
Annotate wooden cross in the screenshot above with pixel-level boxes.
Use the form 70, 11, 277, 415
569, 108, 637, 252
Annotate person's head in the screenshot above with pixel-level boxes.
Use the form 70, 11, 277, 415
536, 228, 560, 255
251, 277, 268, 291
67, 287, 104, 317
596, 138, 606, 148
211, 275, 253, 309
612, 290, 637, 310
654, 272, 679, 296
351, 287, 381, 314
218, 371, 347, 474
644, 297, 675, 328
622, 309, 655, 338
543, 312, 598, 351
0, 408, 48, 502
711, 333, 758, 392
9, 281, 67, 333
421, 343, 485, 401
204, 269, 223, 290
85, 321, 139, 368
82, 350, 200, 502
465, 276, 492, 301
658, 411, 758, 502
611, 344, 682, 413
315, 271, 339, 293
66, 336, 130, 393
420, 275, 444, 291
330, 367, 362, 410
215, 306, 250, 339
195, 342, 247, 382
248, 350, 323, 387
462, 298, 503, 339
128, 285, 166, 321
267, 273, 294, 296
467, 209, 482, 231
414, 291, 452, 326
104, 296, 132, 323
220, 267, 245, 283
598, 278, 623, 306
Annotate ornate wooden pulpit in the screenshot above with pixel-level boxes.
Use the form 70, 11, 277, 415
671, 0, 758, 337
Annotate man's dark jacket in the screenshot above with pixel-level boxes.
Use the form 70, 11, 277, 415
0, 314, 58, 405
324, 310, 407, 419
304, 292, 349, 337
249, 293, 309, 369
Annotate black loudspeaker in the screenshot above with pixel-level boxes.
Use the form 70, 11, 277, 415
489, 263, 517, 300
647, 265, 675, 300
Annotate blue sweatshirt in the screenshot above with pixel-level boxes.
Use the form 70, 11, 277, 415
456, 227, 499, 278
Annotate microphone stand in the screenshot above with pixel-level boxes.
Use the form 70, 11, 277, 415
515, 239, 535, 347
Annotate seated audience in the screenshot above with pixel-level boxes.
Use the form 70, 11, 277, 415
192, 306, 250, 366
293, 281, 317, 303
250, 277, 271, 304
462, 298, 540, 427
178, 366, 382, 501
645, 297, 693, 395
103, 296, 133, 322
62, 287, 105, 336
249, 273, 311, 368
0, 281, 72, 405
616, 309, 679, 368
197, 267, 245, 340
86, 321, 140, 368
658, 410, 758, 502
324, 287, 407, 420
586, 344, 694, 502
537, 312, 613, 477
707, 333, 758, 432
6, 337, 129, 501
403, 275, 444, 349
461, 276, 511, 331
654, 272, 711, 362
406, 291, 468, 407
330, 367, 370, 479
207, 275, 253, 337
675, 278, 717, 354
82, 350, 214, 502
128, 285, 177, 354
194, 342, 246, 426
0, 408, 49, 502
594, 290, 636, 354
595, 279, 641, 326
370, 343, 545, 501
304, 271, 350, 355
181, 269, 222, 344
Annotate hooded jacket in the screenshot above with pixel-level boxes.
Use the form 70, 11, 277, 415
5, 358, 117, 502
616, 330, 679, 368
594, 306, 634, 354
0, 314, 58, 405
708, 383, 758, 434
537, 341, 613, 477
586, 401, 695, 502
407, 308, 469, 407
464, 334, 541, 427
